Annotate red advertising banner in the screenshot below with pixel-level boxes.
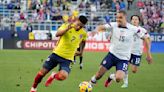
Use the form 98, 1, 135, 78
22, 40, 146, 52
85, 41, 110, 52
22, 40, 110, 51
23, 40, 57, 50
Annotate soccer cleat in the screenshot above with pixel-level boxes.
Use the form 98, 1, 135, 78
30, 87, 37, 92
80, 64, 83, 70
89, 80, 96, 87
45, 72, 56, 87
104, 78, 113, 87
121, 83, 128, 88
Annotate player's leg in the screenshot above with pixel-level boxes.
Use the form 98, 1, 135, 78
105, 59, 128, 87
131, 54, 141, 73
79, 54, 83, 69
30, 53, 58, 92
121, 54, 133, 88
74, 56, 76, 64
131, 64, 138, 73
90, 52, 114, 85
121, 70, 128, 88
45, 56, 71, 87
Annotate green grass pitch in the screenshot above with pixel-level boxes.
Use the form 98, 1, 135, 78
0, 50, 164, 92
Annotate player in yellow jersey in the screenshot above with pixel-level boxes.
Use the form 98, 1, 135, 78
30, 15, 88, 92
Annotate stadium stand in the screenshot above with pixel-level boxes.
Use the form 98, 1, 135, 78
138, 0, 164, 33
0, 0, 163, 40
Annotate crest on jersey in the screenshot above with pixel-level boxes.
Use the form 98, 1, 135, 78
103, 60, 107, 65
46, 58, 50, 62
79, 34, 83, 39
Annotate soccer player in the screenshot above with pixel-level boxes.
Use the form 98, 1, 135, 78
89, 10, 153, 87
30, 15, 88, 92
121, 15, 153, 88
74, 41, 86, 69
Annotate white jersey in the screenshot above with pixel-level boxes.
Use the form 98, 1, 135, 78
104, 22, 146, 60
131, 26, 149, 55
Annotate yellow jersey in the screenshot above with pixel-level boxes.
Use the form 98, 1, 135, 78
53, 23, 87, 61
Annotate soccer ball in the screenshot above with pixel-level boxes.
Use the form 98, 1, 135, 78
79, 81, 92, 92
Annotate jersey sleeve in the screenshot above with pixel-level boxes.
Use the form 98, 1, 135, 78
134, 28, 149, 39
103, 22, 115, 33
82, 31, 87, 41
57, 23, 69, 31
142, 28, 150, 38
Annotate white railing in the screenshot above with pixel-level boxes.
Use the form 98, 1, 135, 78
0, 4, 116, 31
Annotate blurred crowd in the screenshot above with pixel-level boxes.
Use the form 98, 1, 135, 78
137, 0, 164, 33
0, 0, 164, 33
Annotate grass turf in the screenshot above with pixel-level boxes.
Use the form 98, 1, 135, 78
0, 50, 163, 92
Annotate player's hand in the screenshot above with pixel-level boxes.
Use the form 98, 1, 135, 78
67, 23, 74, 30
75, 51, 82, 56
146, 53, 153, 64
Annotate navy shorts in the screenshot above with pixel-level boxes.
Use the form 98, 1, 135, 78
43, 53, 72, 73
101, 52, 128, 72
129, 54, 142, 66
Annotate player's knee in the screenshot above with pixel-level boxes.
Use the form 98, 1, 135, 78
115, 76, 123, 83
132, 69, 137, 73
58, 73, 68, 81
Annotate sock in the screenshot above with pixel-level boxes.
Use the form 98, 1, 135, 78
32, 72, 44, 88
74, 56, 76, 63
109, 73, 116, 81
90, 75, 97, 83
54, 73, 62, 81
123, 71, 128, 85
79, 56, 83, 64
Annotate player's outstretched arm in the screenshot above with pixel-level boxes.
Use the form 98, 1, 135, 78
91, 24, 109, 36
75, 41, 86, 56
143, 37, 153, 64
97, 25, 107, 32
56, 24, 72, 37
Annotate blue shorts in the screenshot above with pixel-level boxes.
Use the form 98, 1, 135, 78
43, 53, 72, 73
101, 52, 128, 72
129, 54, 142, 66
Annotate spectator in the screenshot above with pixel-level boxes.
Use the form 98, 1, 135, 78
1, 15, 11, 30
26, 22, 33, 32
7, 1, 14, 9
20, 11, 26, 20
13, 11, 20, 21
136, 0, 144, 9
21, 20, 28, 31
127, 0, 133, 10
115, 1, 120, 12
111, 0, 117, 11
119, 0, 126, 10
28, 31, 35, 40
45, 8, 51, 21
37, 7, 44, 22
32, 10, 38, 22
14, 2, 21, 9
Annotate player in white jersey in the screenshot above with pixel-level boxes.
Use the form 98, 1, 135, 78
121, 15, 153, 88
89, 10, 153, 87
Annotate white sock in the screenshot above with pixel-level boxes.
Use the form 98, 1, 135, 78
123, 71, 128, 85
90, 75, 97, 83
109, 73, 116, 81
80, 63, 83, 66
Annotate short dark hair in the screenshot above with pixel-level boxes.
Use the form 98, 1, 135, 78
79, 15, 88, 25
117, 10, 127, 15
130, 15, 141, 22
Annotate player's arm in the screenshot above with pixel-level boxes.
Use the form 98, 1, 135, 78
56, 23, 72, 37
136, 29, 153, 64
75, 41, 86, 56
143, 35, 153, 64
91, 23, 112, 36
